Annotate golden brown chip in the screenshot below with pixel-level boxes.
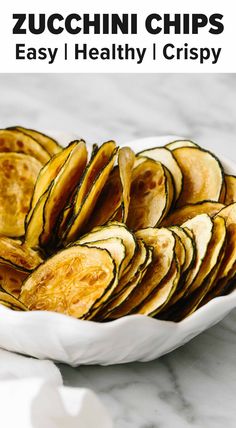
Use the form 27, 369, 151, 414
127, 158, 174, 230
0, 129, 50, 164
87, 147, 135, 229
11, 126, 62, 156
40, 141, 88, 247
0, 153, 42, 237
0, 264, 28, 297
0, 236, 43, 272
186, 216, 226, 296
167, 214, 213, 306
161, 201, 224, 227
64, 142, 118, 242
211, 203, 236, 282
169, 226, 195, 273
224, 175, 236, 205
76, 222, 136, 274
172, 147, 224, 207
20, 245, 116, 319
99, 245, 153, 320
26, 141, 82, 225
25, 141, 88, 249
84, 237, 126, 273
137, 257, 180, 317
138, 147, 183, 201
106, 228, 175, 319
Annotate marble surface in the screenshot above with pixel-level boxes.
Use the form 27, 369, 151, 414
0, 74, 236, 427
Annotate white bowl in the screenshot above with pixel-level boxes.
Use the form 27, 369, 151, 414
0, 136, 235, 366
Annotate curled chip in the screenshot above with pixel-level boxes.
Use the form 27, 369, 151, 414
26, 141, 81, 225
0, 264, 28, 298
0, 129, 50, 164
161, 201, 225, 227
25, 141, 88, 249
64, 141, 118, 242
138, 147, 183, 201
127, 158, 174, 230
20, 245, 116, 319
0, 236, 43, 272
10, 126, 62, 156
0, 153, 42, 237
88, 147, 135, 229
172, 147, 224, 207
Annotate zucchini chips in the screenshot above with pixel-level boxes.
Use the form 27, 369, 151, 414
0, 127, 235, 322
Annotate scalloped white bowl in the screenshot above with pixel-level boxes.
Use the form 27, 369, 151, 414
0, 135, 235, 366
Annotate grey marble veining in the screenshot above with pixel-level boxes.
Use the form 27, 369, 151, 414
0, 73, 236, 427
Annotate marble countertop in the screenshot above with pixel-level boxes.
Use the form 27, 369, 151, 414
0, 73, 236, 427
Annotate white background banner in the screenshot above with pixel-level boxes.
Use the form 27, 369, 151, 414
0, 0, 235, 72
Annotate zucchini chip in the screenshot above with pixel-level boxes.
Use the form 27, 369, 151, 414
88, 147, 135, 229
161, 201, 225, 227
162, 214, 213, 313
0, 153, 42, 237
0, 236, 43, 272
20, 245, 116, 319
26, 141, 82, 225
214, 203, 236, 280
224, 175, 236, 205
101, 244, 153, 319
25, 190, 49, 249
138, 147, 183, 201
127, 158, 174, 230
64, 141, 118, 242
172, 147, 224, 207
0, 264, 28, 298
0, 129, 50, 164
85, 237, 126, 273
76, 222, 136, 273
114, 239, 149, 294
40, 141, 88, 247
0, 290, 27, 311
169, 226, 195, 273
107, 228, 176, 319
180, 214, 214, 293
137, 257, 180, 317
25, 141, 88, 249
186, 216, 226, 295
10, 126, 62, 156
165, 216, 227, 321
165, 140, 198, 150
